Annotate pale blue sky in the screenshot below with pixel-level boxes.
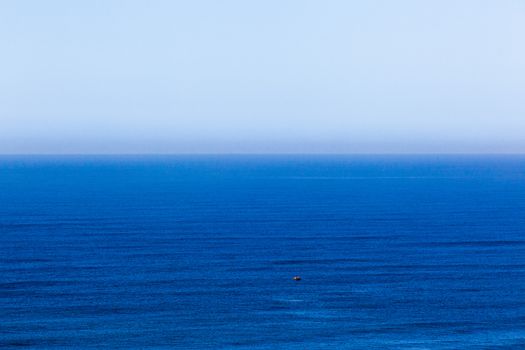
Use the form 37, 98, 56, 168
1, 0, 524, 153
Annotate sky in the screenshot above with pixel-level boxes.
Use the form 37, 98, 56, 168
1, 0, 524, 154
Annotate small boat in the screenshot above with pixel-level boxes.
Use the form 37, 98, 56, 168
293, 276, 301, 281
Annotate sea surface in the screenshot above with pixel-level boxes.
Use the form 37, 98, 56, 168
1, 155, 524, 349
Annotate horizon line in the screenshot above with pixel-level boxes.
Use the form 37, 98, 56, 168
1, 152, 525, 156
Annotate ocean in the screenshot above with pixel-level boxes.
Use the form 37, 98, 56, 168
1, 155, 524, 349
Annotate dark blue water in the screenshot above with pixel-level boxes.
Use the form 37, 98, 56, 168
1, 155, 524, 349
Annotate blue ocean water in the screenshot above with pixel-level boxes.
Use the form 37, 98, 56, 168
1, 155, 524, 349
